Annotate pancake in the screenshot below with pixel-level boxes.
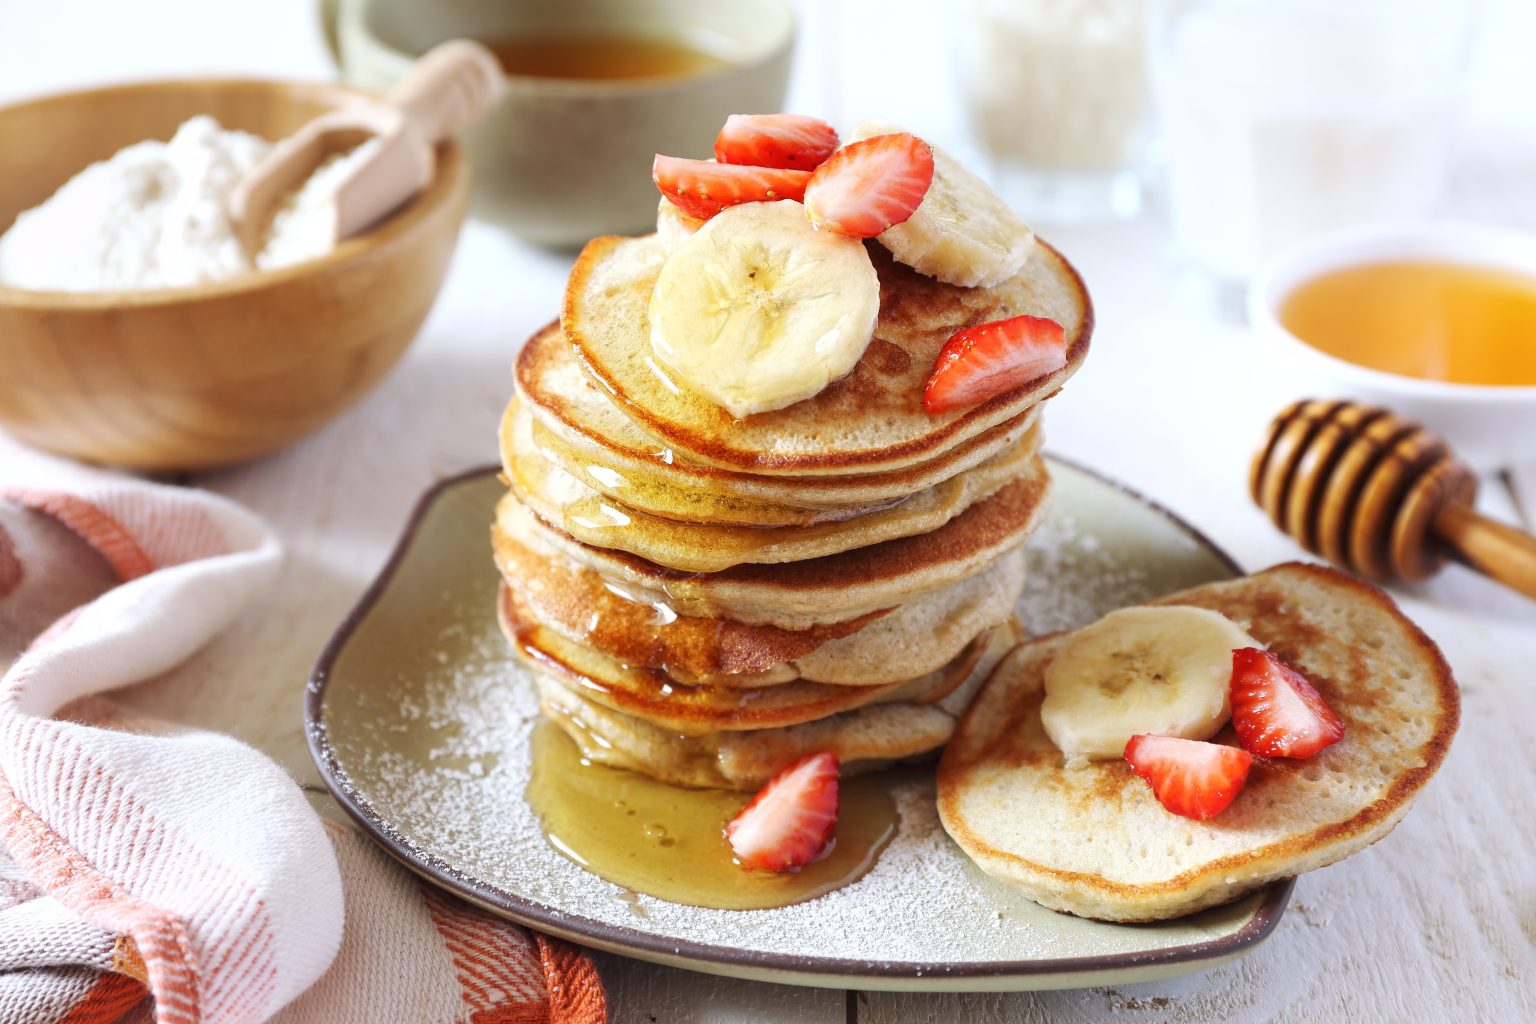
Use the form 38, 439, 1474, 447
537, 673, 951, 791
503, 398, 1040, 573
514, 455, 1053, 630
793, 548, 1023, 685
494, 498, 1027, 687
496, 495, 1026, 688
562, 231, 1090, 475
500, 584, 985, 736
492, 497, 880, 684
937, 562, 1459, 922
515, 320, 1043, 527
535, 623, 1016, 790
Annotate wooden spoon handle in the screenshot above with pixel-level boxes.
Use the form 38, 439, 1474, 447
387, 39, 503, 145
1433, 503, 1536, 599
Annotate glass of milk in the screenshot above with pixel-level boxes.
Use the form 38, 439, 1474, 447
959, 0, 1152, 224
1149, 0, 1477, 314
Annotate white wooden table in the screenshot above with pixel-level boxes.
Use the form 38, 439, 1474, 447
3, 1, 1534, 1019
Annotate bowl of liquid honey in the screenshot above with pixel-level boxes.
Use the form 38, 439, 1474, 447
333, 0, 794, 246
1250, 222, 1536, 470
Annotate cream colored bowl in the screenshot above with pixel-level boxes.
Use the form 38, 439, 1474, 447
0, 78, 469, 472
334, 0, 794, 246
1249, 222, 1536, 471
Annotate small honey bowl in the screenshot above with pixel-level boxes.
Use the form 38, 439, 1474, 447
0, 77, 470, 471
1249, 222, 1536, 472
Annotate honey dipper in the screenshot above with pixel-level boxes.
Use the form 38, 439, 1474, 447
230, 39, 502, 257
1251, 399, 1536, 599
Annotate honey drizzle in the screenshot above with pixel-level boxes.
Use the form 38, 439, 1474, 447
525, 723, 898, 910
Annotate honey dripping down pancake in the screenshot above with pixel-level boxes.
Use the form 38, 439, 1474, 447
501, 459, 1051, 631
492, 494, 1026, 687
498, 583, 993, 736
530, 622, 1018, 791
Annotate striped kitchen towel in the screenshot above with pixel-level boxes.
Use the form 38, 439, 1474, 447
0, 442, 605, 1024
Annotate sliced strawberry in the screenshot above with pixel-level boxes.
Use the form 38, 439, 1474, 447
725, 751, 839, 872
715, 114, 840, 170
803, 133, 934, 238
652, 155, 811, 221
1124, 735, 1252, 821
1230, 648, 1345, 759
922, 314, 1066, 414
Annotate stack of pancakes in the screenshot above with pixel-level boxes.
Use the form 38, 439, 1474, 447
492, 228, 1092, 790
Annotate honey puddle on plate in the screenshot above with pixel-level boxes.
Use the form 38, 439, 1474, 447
1281, 260, 1536, 387
526, 723, 898, 910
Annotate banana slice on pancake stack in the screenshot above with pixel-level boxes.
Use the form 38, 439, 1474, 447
851, 120, 1036, 288
492, 110, 1091, 878
649, 200, 881, 418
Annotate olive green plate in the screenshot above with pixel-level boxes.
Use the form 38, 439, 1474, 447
307, 458, 1291, 992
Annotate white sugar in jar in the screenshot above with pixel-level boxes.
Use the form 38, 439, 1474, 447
959, 0, 1151, 223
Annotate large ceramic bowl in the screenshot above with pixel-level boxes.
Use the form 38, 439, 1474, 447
1249, 221, 1536, 471
0, 78, 469, 471
334, 0, 794, 246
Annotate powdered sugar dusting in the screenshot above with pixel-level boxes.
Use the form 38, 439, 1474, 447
316, 461, 1258, 970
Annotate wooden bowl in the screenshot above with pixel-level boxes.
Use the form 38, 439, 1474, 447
0, 78, 470, 471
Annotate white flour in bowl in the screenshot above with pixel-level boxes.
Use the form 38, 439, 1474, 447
0, 115, 381, 292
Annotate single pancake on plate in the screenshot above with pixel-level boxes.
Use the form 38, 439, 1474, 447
938, 562, 1459, 922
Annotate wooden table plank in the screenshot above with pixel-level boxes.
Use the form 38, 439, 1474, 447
594, 954, 847, 1024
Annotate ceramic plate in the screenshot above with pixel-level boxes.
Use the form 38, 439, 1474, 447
307, 459, 1292, 992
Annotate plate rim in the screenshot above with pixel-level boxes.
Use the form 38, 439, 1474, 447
306, 458, 1294, 986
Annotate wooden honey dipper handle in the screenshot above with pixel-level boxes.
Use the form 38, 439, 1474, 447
1251, 399, 1536, 600
1433, 504, 1536, 598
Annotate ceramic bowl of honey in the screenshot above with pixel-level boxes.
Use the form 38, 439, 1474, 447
334, 0, 794, 246
1250, 222, 1536, 470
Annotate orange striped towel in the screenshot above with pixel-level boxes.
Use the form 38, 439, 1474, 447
0, 444, 605, 1024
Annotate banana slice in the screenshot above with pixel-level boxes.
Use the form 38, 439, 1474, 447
852, 120, 1034, 288
649, 199, 880, 418
656, 196, 703, 251
1040, 606, 1261, 762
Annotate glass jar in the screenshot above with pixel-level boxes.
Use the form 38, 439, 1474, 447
1149, 0, 1478, 314
959, 0, 1152, 223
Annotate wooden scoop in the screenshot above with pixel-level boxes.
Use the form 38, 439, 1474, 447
1252, 399, 1536, 599
229, 39, 502, 258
